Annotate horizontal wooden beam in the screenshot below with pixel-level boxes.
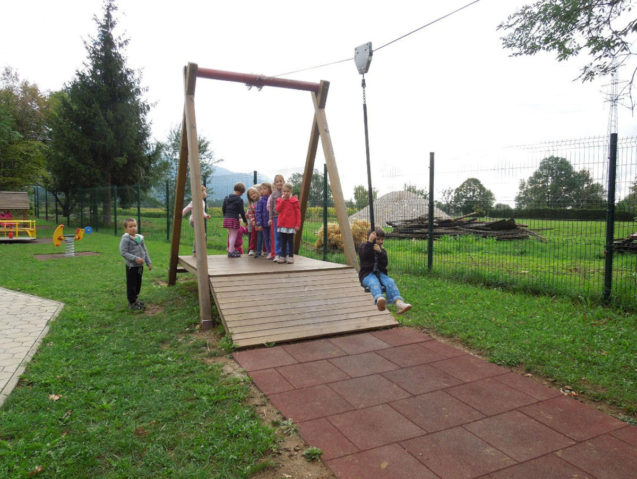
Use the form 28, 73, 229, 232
196, 67, 320, 93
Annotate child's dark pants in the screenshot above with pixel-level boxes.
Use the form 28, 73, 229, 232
280, 232, 294, 257
126, 265, 143, 304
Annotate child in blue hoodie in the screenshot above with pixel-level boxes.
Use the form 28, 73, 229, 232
119, 218, 152, 311
254, 182, 271, 258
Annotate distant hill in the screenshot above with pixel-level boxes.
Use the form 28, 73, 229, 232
206, 167, 271, 202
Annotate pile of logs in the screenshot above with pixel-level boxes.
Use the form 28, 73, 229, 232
386, 213, 546, 242
613, 233, 637, 253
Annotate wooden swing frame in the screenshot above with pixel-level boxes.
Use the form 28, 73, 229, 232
167, 63, 357, 330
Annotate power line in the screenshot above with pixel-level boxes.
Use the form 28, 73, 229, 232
272, 0, 482, 78
375, 0, 481, 52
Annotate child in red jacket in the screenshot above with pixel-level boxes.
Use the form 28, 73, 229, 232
275, 183, 301, 264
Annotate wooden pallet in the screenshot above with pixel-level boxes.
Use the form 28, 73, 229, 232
178, 255, 398, 348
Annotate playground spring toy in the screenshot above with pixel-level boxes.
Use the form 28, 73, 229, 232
53, 225, 92, 257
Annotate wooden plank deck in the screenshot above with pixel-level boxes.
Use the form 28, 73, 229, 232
177, 255, 398, 348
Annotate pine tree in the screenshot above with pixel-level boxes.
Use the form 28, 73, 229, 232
47, 0, 158, 221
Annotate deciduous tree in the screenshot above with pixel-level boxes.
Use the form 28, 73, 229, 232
515, 156, 605, 208
451, 178, 495, 214
353, 184, 378, 210
0, 68, 50, 190
499, 0, 637, 100
287, 169, 334, 207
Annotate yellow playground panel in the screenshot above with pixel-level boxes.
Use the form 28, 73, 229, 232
0, 191, 36, 241
0, 219, 37, 240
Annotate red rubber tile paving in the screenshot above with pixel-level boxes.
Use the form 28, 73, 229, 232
382, 363, 462, 395
376, 342, 446, 367
296, 418, 358, 460
277, 360, 349, 388
420, 339, 467, 358
464, 411, 575, 461
485, 454, 594, 479
446, 377, 538, 416
233, 346, 297, 371
327, 444, 438, 479
390, 390, 484, 432
328, 374, 411, 409
433, 354, 509, 382
402, 427, 516, 478
282, 338, 347, 362
248, 368, 294, 394
557, 434, 637, 479
611, 425, 637, 447
239, 328, 636, 479
268, 384, 354, 422
493, 372, 562, 401
327, 404, 424, 450
328, 332, 392, 354
328, 351, 399, 377
521, 395, 626, 441
370, 327, 432, 346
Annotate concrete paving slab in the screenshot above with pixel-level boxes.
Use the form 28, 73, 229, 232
0, 287, 63, 407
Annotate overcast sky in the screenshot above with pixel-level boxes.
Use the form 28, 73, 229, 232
2, 0, 636, 203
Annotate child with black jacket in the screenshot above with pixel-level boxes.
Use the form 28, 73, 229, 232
222, 182, 247, 257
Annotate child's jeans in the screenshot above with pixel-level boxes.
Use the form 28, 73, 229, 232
256, 227, 270, 256
361, 272, 403, 304
272, 217, 283, 256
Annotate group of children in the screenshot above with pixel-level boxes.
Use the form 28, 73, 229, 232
120, 174, 411, 315
221, 175, 300, 263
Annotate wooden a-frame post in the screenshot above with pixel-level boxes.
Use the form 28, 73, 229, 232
168, 65, 357, 329
168, 63, 213, 330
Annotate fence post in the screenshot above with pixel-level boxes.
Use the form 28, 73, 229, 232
253, 170, 257, 185
323, 162, 328, 261
113, 185, 118, 236
166, 180, 170, 241
45, 187, 49, 221
428, 152, 435, 270
603, 133, 618, 304
137, 184, 142, 234
80, 191, 84, 227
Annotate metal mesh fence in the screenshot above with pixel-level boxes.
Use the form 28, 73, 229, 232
28, 136, 637, 309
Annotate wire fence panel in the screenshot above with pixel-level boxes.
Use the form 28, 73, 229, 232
28, 137, 637, 309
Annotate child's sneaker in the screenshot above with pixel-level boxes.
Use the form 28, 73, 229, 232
253, 253, 260, 258
273, 255, 282, 263
286, 256, 294, 264
248, 250, 255, 256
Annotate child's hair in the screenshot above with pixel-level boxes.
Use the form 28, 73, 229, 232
370, 226, 385, 238
233, 182, 246, 194
282, 183, 293, 192
274, 174, 285, 184
247, 186, 260, 202
123, 217, 137, 228
260, 182, 272, 194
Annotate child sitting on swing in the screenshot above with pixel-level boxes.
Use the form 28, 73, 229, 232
358, 227, 412, 314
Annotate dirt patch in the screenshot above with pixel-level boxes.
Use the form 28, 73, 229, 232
33, 251, 101, 260
194, 330, 336, 479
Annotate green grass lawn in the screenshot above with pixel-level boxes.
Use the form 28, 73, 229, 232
2, 216, 634, 476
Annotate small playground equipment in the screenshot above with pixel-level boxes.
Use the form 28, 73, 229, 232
53, 224, 92, 257
0, 191, 36, 240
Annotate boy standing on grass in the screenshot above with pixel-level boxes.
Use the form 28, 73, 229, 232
119, 218, 152, 311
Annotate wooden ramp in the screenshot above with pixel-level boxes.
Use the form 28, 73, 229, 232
177, 255, 398, 348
